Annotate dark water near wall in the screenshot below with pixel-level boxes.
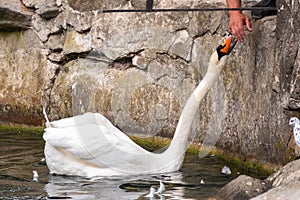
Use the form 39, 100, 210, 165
0, 130, 244, 200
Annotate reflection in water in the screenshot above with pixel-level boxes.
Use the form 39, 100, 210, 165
0, 131, 238, 200
46, 173, 187, 200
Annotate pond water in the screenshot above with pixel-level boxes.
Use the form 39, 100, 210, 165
0, 129, 256, 200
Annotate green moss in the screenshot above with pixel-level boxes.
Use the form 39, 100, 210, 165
186, 145, 274, 178
274, 140, 296, 164
0, 31, 21, 39
285, 147, 296, 162
0, 124, 44, 135
130, 135, 274, 178
129, 135, 170, 152
212, 150, 275, 179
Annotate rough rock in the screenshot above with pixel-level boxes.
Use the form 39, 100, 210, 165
63, 30, 91, 54
35, 1, 61, 19
0, 0, 32, 30
251, 159, 300, 199
0, 30, 47, 125
275, 0, 300, 155
131, 0, 159, 9
45, 33, 65, 51
215, 159, 300, 200
47, 52, 64, 63
22, 0, 40, 8
67, 0, 129, 12
216, 15, 286, 163
276, 0, 300, 111
251, 184, 300, 200
266, 159, 300, 188
31, 13, 66, 42
213, 175, 269, 200
64, 8, 95, 33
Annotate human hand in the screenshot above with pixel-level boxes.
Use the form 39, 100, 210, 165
228, 12, 252, 42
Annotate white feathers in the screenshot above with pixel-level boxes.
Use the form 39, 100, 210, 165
32, 170, 39, 182
289, 117, 300, 147
221, 165, 232, 175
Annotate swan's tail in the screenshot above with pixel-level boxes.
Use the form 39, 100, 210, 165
42, 106, 50, 128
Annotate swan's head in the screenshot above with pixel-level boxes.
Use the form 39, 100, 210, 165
216, 33, 237, 60
289, 117, 300, 126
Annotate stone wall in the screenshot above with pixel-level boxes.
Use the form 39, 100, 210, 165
0, 0, 299, 165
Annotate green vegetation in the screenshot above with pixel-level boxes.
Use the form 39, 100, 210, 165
129, 135, 274, 178
129, 135, 170, 152
0, 124, 44, 135
211, 150, 275, 179
0, 31, 22, 38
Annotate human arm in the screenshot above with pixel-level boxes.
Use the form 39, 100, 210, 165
226, 0, 252, 42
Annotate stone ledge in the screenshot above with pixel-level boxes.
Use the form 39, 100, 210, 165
0, 1, 32, 30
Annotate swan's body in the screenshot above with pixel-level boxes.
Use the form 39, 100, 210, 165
43, 33, 236, 177
289, 117, 300, 147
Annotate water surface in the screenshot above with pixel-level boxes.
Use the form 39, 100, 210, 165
0, 130, 242, 199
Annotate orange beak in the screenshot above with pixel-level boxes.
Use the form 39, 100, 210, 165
219, 36, 232, 54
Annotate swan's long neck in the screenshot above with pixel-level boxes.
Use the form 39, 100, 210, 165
164, 51, 228, 160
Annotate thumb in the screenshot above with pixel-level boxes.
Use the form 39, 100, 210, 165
245, 17, 252, 32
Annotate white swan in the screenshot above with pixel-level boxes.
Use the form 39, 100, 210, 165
43, 33, 237, 177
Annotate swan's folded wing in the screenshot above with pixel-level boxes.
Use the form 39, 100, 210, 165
44, 123, 149, 165
48, 112, 102, 128
48, 113, 127, 134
